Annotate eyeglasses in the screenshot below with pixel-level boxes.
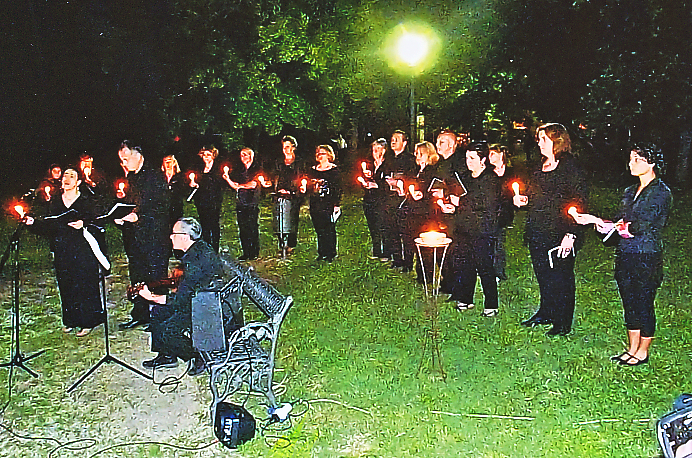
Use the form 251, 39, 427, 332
170, 232, 189, 236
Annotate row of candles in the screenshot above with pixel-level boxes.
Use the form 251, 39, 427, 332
356, 163, 583, 219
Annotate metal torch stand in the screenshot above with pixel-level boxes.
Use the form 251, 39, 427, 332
415, 237, 451, 381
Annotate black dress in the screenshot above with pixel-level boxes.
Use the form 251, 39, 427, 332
192, 163, 226, 252
30, 194, 106, 329
167, 171, 187, 231
308, 166, 341, 260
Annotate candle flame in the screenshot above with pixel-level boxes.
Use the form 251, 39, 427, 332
14, 205, 25, 219
118, 182, 125, 191
223, 166, 229, 174
512, 181, 520, 196
44, 186, 51, 196
301, 178, 307, 186
84, 166, 91, 177
408, 184, 416, 195
258, 175, 265, 184
361, 161, 367, 172
568, 206, 579, 218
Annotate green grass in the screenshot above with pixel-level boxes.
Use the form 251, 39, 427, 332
0, 186, 690, 457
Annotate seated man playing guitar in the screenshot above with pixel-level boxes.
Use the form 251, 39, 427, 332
137, 217, 224, 371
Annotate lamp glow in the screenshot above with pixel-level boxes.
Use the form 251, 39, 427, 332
398, 32, 429, 67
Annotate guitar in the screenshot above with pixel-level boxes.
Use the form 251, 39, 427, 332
126, 266, 184, 301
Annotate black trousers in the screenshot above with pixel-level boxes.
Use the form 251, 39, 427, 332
150, 305, 194, 361
236, 205, 260, 258
310, 206, 337, 259
197, 206, 221, 252
615, 251, 662, 337
381, 202, 403, 262
128, 233, 170, 323
528, 236, 576, 330
363, 199, 384, 257
450, 233, 498, 310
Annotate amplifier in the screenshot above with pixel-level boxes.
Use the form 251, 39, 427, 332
214, 402, 256, 449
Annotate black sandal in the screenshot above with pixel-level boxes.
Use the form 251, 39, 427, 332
610, 351, 632, 363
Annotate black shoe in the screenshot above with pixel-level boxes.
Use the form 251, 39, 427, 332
188, 357, 207, 376
119, 319, 147, 330
142, 354, 178, 369
521, 315, 552, 328
401, 265, 413, 273
546, 325, 570, 337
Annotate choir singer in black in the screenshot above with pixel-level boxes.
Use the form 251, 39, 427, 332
116, 141, 171, 330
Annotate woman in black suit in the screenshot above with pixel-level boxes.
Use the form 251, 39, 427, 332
573, 144, 672, 365
514, 124, 587, 336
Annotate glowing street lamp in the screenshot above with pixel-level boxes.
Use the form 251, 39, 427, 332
387, 25, 438, 144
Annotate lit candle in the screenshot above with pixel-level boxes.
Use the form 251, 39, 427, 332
361, 161, 367, 173
568, 206, 579, 219
44, 186, 51, 198
223, 165, 229, 174
14, 205, 25, 219
258, 175, 266, 186
84, 166, 92, 178
408, 184, 416, 195
397, 180, 404, 192
189, 172, 196, 187
357, 176, 366, 186
118, 182, 125, 192
300, 178, 308, 193
512, 181, 520, 197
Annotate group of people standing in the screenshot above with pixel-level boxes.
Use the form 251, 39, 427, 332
356, 124, 671, 365
21, 122, 672, 369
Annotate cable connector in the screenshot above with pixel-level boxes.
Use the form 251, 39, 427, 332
269, 403, 292, 422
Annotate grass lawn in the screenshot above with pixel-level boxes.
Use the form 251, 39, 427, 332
0, 182, 689, 457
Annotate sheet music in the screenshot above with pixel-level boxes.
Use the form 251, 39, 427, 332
94, 202, 136, 220
43, 208, 79, 221
454, 172, 468, 196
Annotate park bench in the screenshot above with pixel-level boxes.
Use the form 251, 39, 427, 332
191, 249, 293, 422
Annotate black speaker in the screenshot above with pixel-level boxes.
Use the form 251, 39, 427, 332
214, 402, 256, 449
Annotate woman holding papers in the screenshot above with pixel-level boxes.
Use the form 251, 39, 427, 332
572, 144, 672, 365
306, 145, 341, 262
513, 124, 587, 336
24, 167, 106, 336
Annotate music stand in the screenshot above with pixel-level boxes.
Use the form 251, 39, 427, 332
67, 266, 152, 393
0, 225, 45, 377
415, 233, 451, 381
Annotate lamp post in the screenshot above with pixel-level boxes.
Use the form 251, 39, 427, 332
396, 31, 429, 144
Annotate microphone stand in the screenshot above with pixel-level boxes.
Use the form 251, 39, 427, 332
68, 265, 152, 393
0, 225, 46, 377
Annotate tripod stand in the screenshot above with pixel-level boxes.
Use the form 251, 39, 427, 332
68, 266, 152, 393
0, 225, 45, 377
